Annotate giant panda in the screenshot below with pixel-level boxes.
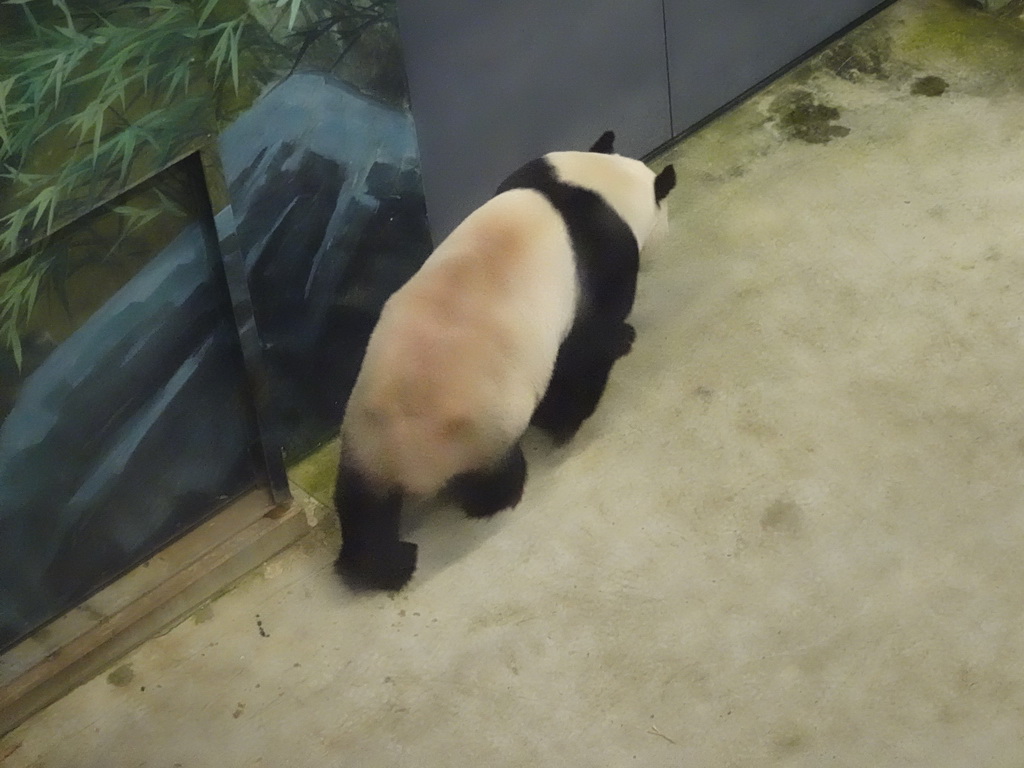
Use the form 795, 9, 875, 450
334, 131, 676, 590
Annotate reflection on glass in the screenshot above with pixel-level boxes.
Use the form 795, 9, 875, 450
0, 164, 261, 652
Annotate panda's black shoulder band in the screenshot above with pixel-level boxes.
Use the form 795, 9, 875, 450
495, 157, 557, 197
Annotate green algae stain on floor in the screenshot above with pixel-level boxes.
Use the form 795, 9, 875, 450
895, 0, 1024, 93
770, 89, 851, 144
911, 75, 950, 96
106, 664, 134, 687
192, 604, 215, 625
288, 439, 340, 507
818, 34, 893, 82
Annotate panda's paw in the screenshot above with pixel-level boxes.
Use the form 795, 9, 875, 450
546, 420, 582, 447
336, 541, 418, 591
612, 322, 636, 358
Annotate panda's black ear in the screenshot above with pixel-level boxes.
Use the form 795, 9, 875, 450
654, 164, 676, 204
589, 131, 615, 154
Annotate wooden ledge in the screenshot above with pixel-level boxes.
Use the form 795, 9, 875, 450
0, 488, 315, 737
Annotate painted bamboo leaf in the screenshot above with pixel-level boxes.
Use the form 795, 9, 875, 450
116, 128, 138, 182
197, 0, 222, 27
230, 21, 240, 92
276, 0, 303, 30
8, 327, 22, 370
0, 0, 333, 361
27, 185, 59, 232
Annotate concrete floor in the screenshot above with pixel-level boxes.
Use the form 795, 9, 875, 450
5, 0, 1024, 764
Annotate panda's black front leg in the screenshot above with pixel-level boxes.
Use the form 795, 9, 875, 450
612, 322, 636, 359
334, 459, 417, 591
532, 362, 614, 445
531, 322, 627, 445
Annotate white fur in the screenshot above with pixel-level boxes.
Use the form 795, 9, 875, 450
343, 188, 578, 495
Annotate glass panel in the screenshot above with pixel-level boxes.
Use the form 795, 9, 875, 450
214, 0, 434, 461
0, 163, 263, 652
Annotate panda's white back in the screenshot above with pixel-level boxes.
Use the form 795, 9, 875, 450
342, 187, 579, 495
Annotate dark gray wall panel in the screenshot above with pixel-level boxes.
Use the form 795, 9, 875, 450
396, 0, 672, 240
665, 0, 887, 134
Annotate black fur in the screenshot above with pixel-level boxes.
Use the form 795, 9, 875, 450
589, 130, 616, 154
496, 155, 640, 442
529, 320, 636, 444
654, 165, 676, 204
449, 443, 527, 517
612, 321, 637, 358
334, 459, 417, 590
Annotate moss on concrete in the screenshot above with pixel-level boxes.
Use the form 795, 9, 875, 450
894, 0, 1024, 92
911, 74, 950, 95
105, 664, 134, 687
818, 35, 893, 82
287, 439, 340, 507
769, 89, 851, 144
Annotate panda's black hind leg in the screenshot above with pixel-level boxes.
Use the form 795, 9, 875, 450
334, 460, 417, 591
450, 443, 527, 518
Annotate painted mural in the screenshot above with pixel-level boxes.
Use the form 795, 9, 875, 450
0, 0, 431, 651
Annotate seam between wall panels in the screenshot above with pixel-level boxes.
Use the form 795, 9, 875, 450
660, 0, 675, 136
